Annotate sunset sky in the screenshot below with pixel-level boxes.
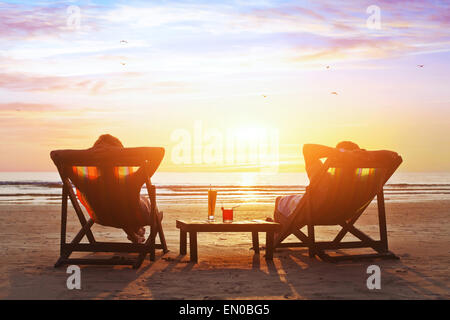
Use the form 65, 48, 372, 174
1, 0, 449, 172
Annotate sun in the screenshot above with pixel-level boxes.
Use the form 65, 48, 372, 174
239, 172, 258, 186
233, 127, 266, 142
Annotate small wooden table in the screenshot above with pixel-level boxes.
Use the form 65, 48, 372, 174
176, 220, 281, 263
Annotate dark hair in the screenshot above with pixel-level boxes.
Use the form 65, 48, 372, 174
336, 141, 359, 151
92, 134, 124, 148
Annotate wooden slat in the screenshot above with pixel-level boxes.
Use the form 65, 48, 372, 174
341, 224, 384, 253
277, 242, 309, 248
50, 147, 164, 170
69, 219, 95, 246
63, 242, 163, 253
176, 220, 281, 233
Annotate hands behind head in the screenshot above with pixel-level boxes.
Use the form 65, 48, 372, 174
332, 148, 399, 163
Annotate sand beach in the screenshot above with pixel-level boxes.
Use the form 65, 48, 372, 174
1, 200, 448, 300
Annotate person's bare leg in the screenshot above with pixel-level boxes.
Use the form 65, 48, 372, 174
137, 227, 145, 237
124, 227, 146, 244
140, 196, 163, 225
124, 228, 139, 243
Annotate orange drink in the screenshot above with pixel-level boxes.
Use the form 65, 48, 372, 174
208, 189, 217, 221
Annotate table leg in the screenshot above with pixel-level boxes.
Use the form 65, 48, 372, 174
189, 231, 198, 263
265, 231, 274, 260
252, 231, 260, 253
149, 227, 156, 261
180, 230, 187, 255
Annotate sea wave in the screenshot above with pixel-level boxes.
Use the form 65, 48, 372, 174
1, 184, 450, 204
1, 180, 449, 188
1, 176, 450, 205
0, 181, 62, 188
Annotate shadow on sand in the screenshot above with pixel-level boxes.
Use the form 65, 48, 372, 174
3, 248, 448, 299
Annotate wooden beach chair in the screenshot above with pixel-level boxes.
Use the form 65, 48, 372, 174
50, 147, 168, 268
274, 151, 402, 262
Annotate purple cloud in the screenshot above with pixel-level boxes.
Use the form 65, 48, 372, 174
0, 3, 67, 39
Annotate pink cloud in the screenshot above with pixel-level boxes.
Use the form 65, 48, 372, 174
242, 1, 450, 63
291, 37, 411, 62
0, 2, 102, 40
0, 71, 192, 95
0, 72, 103, 93
251, 6, 326, 22
0, 3, 66, 39
0, 102, 58, 112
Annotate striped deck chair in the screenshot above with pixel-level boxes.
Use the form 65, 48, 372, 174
274, 151, 402, 262
51, 147, 168, 268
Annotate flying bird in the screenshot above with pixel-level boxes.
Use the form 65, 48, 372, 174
331, 92, 338, 95
120, 40, 128, 44
417, 65, 424, 68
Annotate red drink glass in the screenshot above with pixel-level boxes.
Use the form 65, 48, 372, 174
222, 208, 233, 223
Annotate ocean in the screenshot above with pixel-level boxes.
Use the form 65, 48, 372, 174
1, 171, 449, 205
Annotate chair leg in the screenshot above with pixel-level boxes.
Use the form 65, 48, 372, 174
149, 224, 156, 261
270, 190, 397, 263
56, 188, 69, 268
292, 227, 330, 261
135, 235, 153, 267
156, 211, 168, 253
308, 224, 315, 258
133, 255, 145, 269
332, 210, 364, 244
377, 191, 389, 252
274, 229, 290, 248
55, 219, 94, 268
54, 256, 66, 268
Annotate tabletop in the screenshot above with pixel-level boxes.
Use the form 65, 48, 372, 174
176, 219, 281, 232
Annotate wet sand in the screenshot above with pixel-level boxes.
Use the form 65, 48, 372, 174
0, 200, 449, 299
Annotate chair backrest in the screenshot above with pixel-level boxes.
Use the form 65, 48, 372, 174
51, 147, 164, 229
304, 151, 402, 225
